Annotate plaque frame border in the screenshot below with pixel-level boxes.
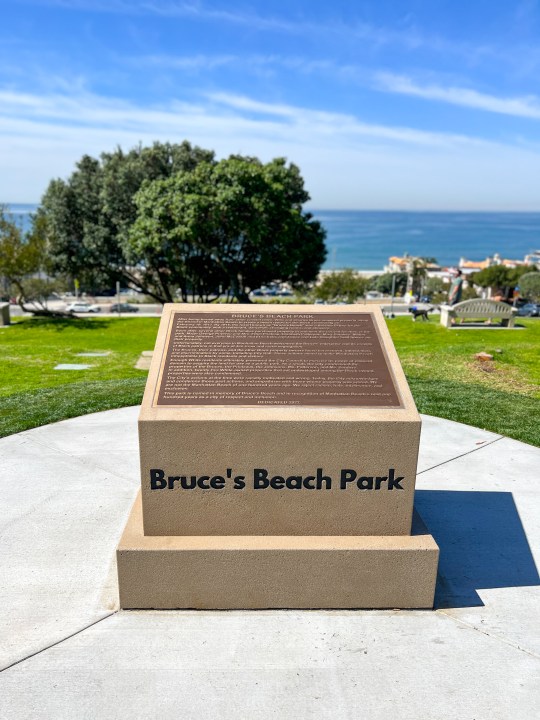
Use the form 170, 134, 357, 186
151, 308, 405, 410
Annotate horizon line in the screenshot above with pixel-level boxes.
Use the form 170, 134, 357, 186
5, 202, 540, 214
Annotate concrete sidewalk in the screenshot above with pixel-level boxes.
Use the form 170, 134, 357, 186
0, 407, 539, 719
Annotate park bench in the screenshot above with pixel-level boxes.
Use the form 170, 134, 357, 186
440, 299, 517, 328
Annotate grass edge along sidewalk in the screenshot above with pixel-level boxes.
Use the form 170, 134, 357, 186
0, 316, 538, 447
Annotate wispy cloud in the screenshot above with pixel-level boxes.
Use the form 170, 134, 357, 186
24, 0, 303, 32
22, 1, 486, 60
126, 54, 236, 71
209, 91, 517, 150
1, 86, 489, 148
377, 72, 540, 120
127, 53, 347, 77
2, 86, 540, 209
15, 0, 540, 79
140, 1, 297, 32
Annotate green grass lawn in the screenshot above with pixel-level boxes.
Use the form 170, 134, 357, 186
1, 315, 539, 445
0, 317, 158, 437
390, 318, 539, 447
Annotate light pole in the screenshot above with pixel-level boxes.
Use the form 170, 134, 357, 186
116, 281, 121, 317
389, 273, 396, 319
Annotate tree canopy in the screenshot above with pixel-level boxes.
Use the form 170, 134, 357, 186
0, 208, 66, 314
471, 264, 536, 290
369, 272, 407, 296
128, 156, 326, 302
39, 141, 215, 296
314, 269, 369, 303
519, 272, 540, 301
38, 142, 326, 303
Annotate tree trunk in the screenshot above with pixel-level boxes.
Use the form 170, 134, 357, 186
230, 273, 252, 304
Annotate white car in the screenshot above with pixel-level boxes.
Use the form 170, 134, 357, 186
66, 302, 101, 313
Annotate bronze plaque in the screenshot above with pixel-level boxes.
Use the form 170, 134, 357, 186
155, 312, 401, 407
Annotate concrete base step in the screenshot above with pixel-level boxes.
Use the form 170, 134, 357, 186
117, 493, 439, 609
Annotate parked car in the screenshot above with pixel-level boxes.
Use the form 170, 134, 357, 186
516, 302, 540, 317
66, 302, 101, 313
109, 303, 139, 313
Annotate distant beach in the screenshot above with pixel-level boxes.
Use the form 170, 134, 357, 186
5, 204, 540, 271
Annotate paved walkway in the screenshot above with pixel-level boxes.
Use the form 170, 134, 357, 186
0, 408, 539, 719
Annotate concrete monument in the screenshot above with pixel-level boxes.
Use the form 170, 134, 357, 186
117, 305, 439, 608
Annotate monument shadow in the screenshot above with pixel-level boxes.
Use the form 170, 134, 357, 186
415, 490, 539, 608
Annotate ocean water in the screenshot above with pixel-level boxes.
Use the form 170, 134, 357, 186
315, 210, 540, 270
5, 204, 540, 271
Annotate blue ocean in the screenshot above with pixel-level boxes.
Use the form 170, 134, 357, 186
5, 204, 540, 271
314, 210, 540, 270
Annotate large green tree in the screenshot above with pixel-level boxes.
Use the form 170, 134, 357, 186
38, 143, 325, 303
39, 141, 216, 298
127, 156, 326, 303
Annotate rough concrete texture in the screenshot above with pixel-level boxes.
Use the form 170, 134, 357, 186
0, 302, 10, 325
140, 305, 421, 536
1, 407, 539, 719
118, 494, 438, 609
134, 354, 152, 370
140, 418, 421, 536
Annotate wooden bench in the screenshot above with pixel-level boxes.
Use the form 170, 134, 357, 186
440, 299, 517, 328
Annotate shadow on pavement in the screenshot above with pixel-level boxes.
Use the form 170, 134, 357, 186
415, 489, 539, 609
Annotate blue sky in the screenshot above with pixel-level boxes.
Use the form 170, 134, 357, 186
2, 0, 540, 208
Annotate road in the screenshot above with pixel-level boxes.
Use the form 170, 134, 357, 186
7, 299, 422, 318
8, 302, 163, 318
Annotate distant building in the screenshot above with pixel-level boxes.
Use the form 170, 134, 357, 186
459, 253, 536, 275
386, 255, 410, 273
386, 254, 442, 274
318, 269, 384, 281
525, 250, 540, 266
459, 259, 490, 274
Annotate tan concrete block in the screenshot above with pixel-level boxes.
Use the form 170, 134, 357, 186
139, 305, 421, 536
140, 419, 419, 536
134, 354, 152, 370
117, 493, 439, 609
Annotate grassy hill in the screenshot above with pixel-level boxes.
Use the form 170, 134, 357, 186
1, 315, 538, 446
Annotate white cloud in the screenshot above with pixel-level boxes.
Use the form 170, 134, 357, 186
0, 87, 494, 148
126, 52, 346, 78
377, 72, 540, 120
2, 87, 540, 210
128, 54, 236, 71
206, 92, 498, 148
24, 1, 481, 59
26, 0, 304, 32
